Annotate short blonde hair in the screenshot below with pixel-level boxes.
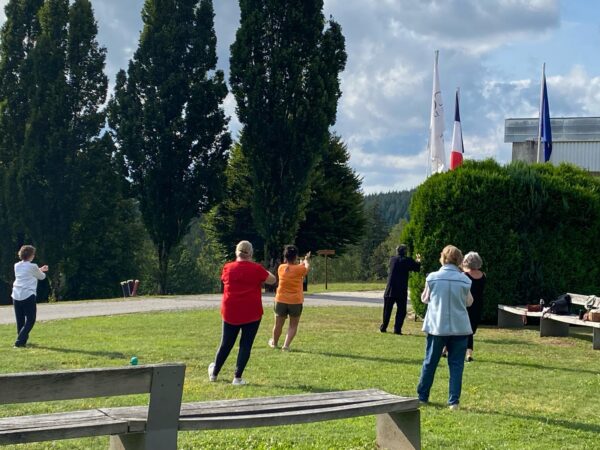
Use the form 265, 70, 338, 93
439, 245, 463, 267
235, 240, 253, 259
463, 251, 483, 270
18, 245, 36, 261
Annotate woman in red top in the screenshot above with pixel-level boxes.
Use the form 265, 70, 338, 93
209, 241, 276, 385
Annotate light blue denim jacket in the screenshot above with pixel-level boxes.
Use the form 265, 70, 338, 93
422, 264, 473, 336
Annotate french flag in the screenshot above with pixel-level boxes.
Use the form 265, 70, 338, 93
450, 89, 463, 170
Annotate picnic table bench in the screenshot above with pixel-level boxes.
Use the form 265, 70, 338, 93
498, 294, 600, 350
0, 364, 420, 450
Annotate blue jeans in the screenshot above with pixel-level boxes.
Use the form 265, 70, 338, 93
417, 334, 468, 405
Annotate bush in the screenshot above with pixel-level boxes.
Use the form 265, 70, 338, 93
404, 160, 600, 322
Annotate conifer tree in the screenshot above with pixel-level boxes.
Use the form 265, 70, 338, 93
230, 0, 347, 264
109, 0, 230, 294
211, 134, 363, 259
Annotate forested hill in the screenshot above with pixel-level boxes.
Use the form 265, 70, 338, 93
364, 190, 414, 227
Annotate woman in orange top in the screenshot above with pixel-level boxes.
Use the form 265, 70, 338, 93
269, 245, 310, 351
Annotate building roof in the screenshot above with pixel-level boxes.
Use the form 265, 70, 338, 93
505, 117, 600, 143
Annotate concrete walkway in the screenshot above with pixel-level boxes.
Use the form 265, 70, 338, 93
0, 291, 384, 325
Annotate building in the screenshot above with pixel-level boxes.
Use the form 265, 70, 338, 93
504, 117, 600, 176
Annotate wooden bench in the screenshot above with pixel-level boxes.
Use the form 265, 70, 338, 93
0, 363, 185, 449
498, 303, 600, 350
104, 388, 421, 450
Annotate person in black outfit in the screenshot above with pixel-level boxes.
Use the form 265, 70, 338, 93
380, 245, 421, 334
462, 251, 486, 362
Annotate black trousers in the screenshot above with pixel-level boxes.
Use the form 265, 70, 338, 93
214, 319, 261, 378
381, 296, 407, 333
13, 295, 37, 346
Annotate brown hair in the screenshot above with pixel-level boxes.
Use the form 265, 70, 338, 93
439, 245, 463, 267
18, 245, 36, 261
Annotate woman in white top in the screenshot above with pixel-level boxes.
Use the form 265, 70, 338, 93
12, 245, 48, 348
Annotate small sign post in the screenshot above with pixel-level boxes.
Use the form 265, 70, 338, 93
316, 249, 335, 289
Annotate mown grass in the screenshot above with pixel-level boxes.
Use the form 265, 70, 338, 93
0, 306, 599, 449
305, 281, 386, 294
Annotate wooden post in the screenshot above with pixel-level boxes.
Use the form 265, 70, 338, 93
317, 250, 335, 290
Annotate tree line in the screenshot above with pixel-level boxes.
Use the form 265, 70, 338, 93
0, 0, 368, 301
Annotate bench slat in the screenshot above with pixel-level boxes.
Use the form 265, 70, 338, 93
178, 397, 419, 430
181, 394, 400, 417
0, 364, 178, 404
497, 304, 542, 317
543, 313, 600, 328
101, 390, 399, 422
0, 409, 129, 445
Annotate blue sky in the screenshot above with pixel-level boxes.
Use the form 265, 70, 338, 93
1, 0, 599, 193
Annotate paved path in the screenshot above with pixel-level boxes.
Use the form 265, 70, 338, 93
0, 291, 384, 325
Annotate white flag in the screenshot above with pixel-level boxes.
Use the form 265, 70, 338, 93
428, 50, 445, 174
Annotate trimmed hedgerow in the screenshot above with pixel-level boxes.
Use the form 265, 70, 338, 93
404, 159, 600, 322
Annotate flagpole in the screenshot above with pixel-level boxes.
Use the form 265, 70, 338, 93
536, 63, 545, 163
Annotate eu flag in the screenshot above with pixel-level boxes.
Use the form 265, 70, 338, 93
539, 73, 552, 162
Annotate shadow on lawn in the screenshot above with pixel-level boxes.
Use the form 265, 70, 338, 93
477, 358, 598, 375
27, 344, 126, 359
293, 349, 422, 365
469, 407, 600, 434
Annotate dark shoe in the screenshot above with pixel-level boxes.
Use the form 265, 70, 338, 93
393, 330, 403, 335
441, 351, 448, 358
379, 325, 387, 333
13, 343, 26, 348
466, 355, 474, 362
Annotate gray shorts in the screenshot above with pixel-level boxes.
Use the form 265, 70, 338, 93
274, 302, 303, 318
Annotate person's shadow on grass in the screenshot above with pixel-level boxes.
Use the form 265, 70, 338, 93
27, 344, 126, 359
292, 349, 422, 365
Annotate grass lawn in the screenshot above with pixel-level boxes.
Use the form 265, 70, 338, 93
305, 281, 386, 294
0, 306, 599, 449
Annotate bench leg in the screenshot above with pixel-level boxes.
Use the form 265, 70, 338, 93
110, 434, 145, 450
594, 328, 600, 350
376, 410, 420, 450
540, 318, 569, 337
497, 309, 524, 328
109, 430, 178, 450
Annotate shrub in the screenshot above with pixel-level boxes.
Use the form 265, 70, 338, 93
404, 160, 600, 322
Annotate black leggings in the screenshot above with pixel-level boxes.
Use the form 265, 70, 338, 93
214, 319, 261, 378
13, 295, 37, 346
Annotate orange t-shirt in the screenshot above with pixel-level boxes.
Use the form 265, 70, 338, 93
275, 263, 308, 304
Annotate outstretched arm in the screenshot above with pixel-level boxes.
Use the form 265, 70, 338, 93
265, 271, 277, 285
303, 251, 311, 271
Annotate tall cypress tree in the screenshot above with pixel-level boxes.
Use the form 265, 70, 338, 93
14, 0, 72, 296
109, 0, 230, 294
230, 0, 346, 264
0, 0, 135, 299
0, 0, 44, 284
61, 0, 143, 300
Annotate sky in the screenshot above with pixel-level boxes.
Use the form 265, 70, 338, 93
1, 0, 599, 194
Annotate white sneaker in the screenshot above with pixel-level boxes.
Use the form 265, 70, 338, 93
208, 363, 217, 382
232, 377, 247, 385
268, 338, 276, 348
281, 346, 290, 352
449, 404, 460, 411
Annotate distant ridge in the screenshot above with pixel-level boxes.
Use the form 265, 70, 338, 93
364, 190, 414, 227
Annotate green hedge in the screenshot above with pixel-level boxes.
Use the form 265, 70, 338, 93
403, 160, 600, 322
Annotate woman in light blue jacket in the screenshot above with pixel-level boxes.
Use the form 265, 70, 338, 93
417, 245, 473, 410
